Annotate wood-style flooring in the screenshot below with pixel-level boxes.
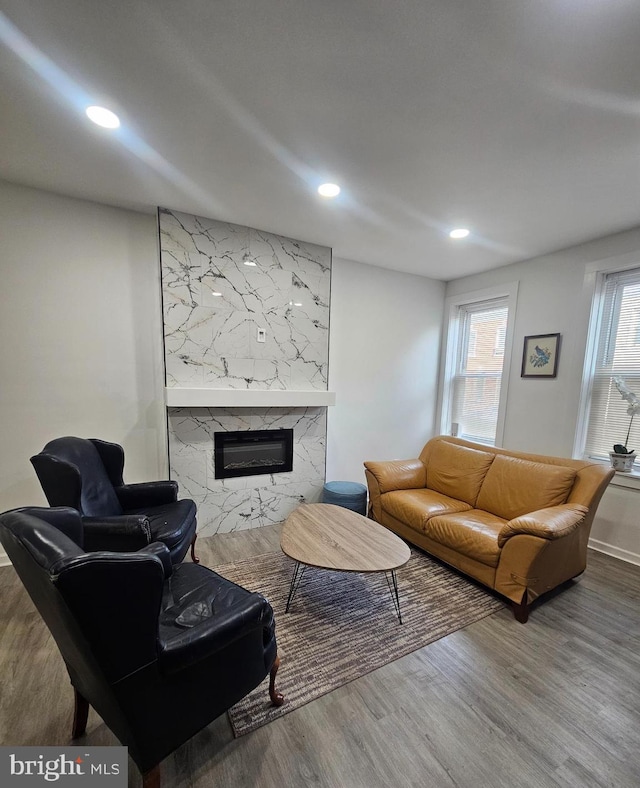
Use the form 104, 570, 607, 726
1, 524, 639, 788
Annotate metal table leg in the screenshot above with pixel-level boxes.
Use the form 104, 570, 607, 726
385, 569, 403, 624
285, 561, 307, 613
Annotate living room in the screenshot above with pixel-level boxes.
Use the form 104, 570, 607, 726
1, 3, 639, 787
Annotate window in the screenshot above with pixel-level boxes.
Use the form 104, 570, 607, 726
468, 327, 478, 358
583, 267, 640, 467
440, 284, 517, 447
493, 325, 506, 357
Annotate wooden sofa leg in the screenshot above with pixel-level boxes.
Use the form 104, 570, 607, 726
142, 765, 161, 788
269, 654, 285, 707
512, 593, 530, 624
190, 533, 200, 564
71, 688, 89, 739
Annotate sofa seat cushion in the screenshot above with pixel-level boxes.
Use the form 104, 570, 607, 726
425, 440, 495, 506
475, 455, 577, 521
381, 489, 471, 531
425, 510, 507, 567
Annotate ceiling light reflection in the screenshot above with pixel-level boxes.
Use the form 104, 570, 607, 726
318, 183, 341, 198
86, 105, 120, 128
449, 228, 470, 239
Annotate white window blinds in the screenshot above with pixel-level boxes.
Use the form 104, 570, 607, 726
452, 298, 509, 445
584, 268, 640, 463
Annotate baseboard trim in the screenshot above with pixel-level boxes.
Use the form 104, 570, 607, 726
589, 538, 640, 567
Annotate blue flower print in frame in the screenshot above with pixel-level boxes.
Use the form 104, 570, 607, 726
530, 344, 551, 368
521, 333, 561, 378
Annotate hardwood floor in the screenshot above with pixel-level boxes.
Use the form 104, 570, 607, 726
1, 525, 639, 788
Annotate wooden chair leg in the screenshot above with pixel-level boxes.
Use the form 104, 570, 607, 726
71, 688, 89, 739
269, 654, 285, 707
512, 593, 530, 624
190, 533, 200, 564
142, 765, 161, 788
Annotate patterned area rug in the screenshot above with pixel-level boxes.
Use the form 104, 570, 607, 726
221, 549, 505, 736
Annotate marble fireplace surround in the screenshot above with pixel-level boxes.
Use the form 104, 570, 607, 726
168, 406, 327, 537
160, 209, 333, 535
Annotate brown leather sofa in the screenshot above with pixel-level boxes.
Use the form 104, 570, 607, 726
364, 436, 614, 622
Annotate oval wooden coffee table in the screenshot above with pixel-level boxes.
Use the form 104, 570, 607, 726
280, 503, 411, 623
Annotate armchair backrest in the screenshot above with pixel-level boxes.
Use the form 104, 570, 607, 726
0, 508, 164, 684
31, 436, 124, 517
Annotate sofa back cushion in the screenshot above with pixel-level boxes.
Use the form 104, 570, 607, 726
475, 454, 577, 521
426, 441, 495, 507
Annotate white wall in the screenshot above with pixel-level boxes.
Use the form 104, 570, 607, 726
11, 180, 630, 563
445, 227, 640, 563
0, 182, 167, 541
0, 184, 446, 560
327, 257, 445, 484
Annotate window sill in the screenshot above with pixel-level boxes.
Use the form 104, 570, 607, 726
582, 456, 640, 490
609, 470, 640, 490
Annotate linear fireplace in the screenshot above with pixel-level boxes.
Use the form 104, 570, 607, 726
214, 429, 294, 479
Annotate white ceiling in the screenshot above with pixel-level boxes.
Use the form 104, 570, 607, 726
1, 1, 639, 280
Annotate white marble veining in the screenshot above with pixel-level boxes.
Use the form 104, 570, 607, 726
168, 407, 326, 535
160, 209, 331, 390
161, 209, 331, 533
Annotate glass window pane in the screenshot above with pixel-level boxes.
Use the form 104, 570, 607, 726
452, 302, 508, 445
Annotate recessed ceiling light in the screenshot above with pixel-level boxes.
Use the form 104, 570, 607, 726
293, 302, 303, 307
242, 253, 257, 267
318, 183, 341, 198
85, 105, 120, 129
210, 291, 222, 297
449, 228, 470, 239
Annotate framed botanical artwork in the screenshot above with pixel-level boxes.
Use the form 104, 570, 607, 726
521, 333, 561, 378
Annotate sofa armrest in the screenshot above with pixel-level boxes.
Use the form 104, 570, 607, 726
498, 504, 588, 548
364, 459, 426, 522
363, 459, 426, 494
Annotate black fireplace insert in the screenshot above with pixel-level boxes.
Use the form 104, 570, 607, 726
214, 428, 294, 479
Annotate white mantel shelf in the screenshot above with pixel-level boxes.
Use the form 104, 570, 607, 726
165, 387, 336, 408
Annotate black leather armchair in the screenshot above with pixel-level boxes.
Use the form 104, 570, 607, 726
31, 436, 198, 564
0, 506, 283, 788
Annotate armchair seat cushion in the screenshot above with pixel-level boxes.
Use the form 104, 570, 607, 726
128, 500, 196, 552
158, 563, 274, 675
